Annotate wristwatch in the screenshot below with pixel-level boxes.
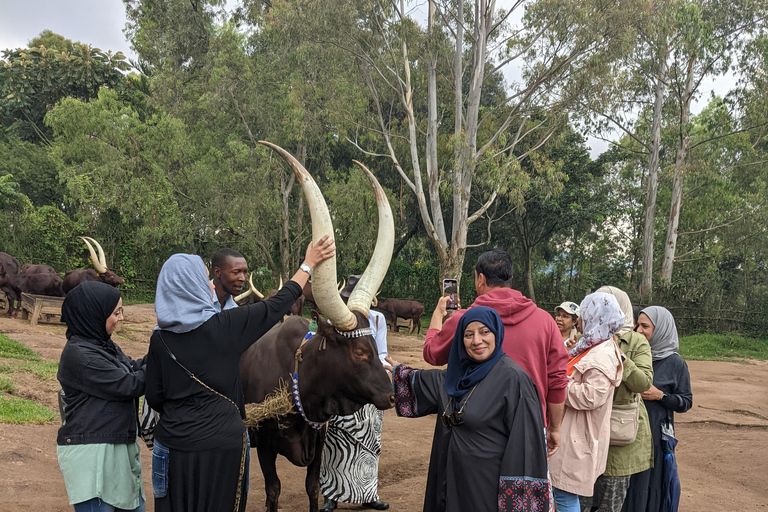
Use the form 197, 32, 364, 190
299, 263, 312, 275
619, 352, 627, 362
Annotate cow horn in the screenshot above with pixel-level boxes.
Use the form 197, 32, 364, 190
338, 279, 345, 293
251, 274, 265, 299
279, 276, 283, 289
234, 280, 253, 303
347, 161, 394, 315
259, 141, 356, 331
79, 237, 108, 274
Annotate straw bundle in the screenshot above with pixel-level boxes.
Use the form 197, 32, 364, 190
243, 378, 296, 428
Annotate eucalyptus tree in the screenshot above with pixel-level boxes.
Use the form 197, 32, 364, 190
346, 0, 642, 290
659, 0, 768, 283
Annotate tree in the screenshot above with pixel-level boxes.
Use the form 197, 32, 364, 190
0, 33, 129, 143
349, 0, 641, 291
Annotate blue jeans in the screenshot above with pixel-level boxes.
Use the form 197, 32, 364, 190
552, 486, 581, 512
73, 495, 145, 512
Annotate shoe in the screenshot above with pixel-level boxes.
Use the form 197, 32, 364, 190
362, 500, 389, 510
320, 498, 337, 512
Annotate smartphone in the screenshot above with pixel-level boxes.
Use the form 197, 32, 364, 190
442, 279, 458, 310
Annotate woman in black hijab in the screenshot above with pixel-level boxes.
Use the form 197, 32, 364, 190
56, 281, 147, 512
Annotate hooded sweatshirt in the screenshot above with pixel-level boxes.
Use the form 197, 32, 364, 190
423, 287, 568, 420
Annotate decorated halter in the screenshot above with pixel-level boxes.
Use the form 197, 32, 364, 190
292, 331, 326, 430
334, 327, 374, 338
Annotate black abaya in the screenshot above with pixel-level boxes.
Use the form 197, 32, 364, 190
393, 354, 549, 512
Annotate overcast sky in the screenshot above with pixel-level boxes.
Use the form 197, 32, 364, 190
0, 0, 738, 158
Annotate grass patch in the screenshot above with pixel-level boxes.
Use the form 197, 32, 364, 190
0, 394, 55, 424
19, 361, 59, 380
0, 375, 15, 393
0, 334, 41, 361
679, 333, 768, 361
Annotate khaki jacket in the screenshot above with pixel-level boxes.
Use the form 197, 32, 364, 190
549, 340, 623, 496
603, 330, 655, 476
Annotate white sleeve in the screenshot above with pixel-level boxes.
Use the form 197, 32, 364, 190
368, 310, 388, 365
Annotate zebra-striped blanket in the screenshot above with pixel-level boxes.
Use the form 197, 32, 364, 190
319, 403, 383, 503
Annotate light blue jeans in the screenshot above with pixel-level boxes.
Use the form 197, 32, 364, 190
552, 486, 581, 512
73, 495, 145, 512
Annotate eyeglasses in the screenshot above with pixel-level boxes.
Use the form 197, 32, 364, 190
440, 384, 479, 427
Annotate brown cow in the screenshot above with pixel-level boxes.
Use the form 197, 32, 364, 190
374, 298, 425, 334
62, 237, 125, 294
240, 142, 394, 512
0, 252, 20, 313
0, 262, 64, 316
21, 264, 58, 274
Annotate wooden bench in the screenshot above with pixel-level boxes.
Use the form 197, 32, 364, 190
385, 316, 415, 334
20, 292, 65, 325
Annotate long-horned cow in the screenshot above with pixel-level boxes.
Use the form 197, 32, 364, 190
374, 298, 426, 334
0, 252, 21, 313
234, 274, 265, 306
21, 264, 58, 275
239, 142, 395, 512
62, 237, 125, 294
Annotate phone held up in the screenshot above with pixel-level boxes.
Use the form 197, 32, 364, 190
442, 279, 458, 310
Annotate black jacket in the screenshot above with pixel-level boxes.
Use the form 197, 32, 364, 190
57, 335, 147, 446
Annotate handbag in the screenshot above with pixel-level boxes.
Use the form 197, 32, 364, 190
609, 393, 640, 446
139, 396, 160, 449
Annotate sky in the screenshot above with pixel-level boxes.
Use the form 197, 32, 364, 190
0, 0, 739, 158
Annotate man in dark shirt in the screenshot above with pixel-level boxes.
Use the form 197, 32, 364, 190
211, 248, 248, 311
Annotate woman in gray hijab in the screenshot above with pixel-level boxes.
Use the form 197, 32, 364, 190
623, 306, 693, 512
145, 236, 334, 512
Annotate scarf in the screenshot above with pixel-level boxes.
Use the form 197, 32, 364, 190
640, 306, 680, 361
445, 306, 505, 399
155, 254, 218, 333
596, 285, 635, 334
61, 281, 121, 343
568, 292, 625, 357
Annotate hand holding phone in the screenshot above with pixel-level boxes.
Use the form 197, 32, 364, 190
442, 279, 458, 310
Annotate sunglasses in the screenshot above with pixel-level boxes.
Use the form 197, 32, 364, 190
440, 383, 479, 427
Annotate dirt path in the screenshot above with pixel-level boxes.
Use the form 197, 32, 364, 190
1, 305, 766, 511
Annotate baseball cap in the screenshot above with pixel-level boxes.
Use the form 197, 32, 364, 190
555, 301, 580, 317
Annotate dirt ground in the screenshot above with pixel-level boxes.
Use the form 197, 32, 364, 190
0, 303, 766, 512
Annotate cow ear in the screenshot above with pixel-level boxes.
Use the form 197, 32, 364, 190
311, 309, 332, 336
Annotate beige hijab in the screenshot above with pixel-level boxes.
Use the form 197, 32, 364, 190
595, 285, 634, 334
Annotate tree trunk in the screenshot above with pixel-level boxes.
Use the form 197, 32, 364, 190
639, 50, 667, 300
660, 54, 696, 283
438, 248, 465, 298
524, 242, 536, 303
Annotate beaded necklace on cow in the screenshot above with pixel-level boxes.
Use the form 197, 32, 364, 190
292, 325, 375, 430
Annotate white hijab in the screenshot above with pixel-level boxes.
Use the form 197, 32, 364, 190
568, 292, 626, 357
595, 285, 634, 335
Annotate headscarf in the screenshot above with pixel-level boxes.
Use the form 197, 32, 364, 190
445, 306, 505, 399
640, 306, 679, 361
61, 281, 121, 342
596, 285, 634, 334
155, 254, 218, 333
568, 292, 625, 357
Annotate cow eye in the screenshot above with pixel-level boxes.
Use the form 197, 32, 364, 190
353, 347, 369, 360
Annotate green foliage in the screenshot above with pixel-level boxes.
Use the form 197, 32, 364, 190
0, 334, 41, 361
0, 34, 129, 142
0, 395, 56, 424
679, 334, 768, 361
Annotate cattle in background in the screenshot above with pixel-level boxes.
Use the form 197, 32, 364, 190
22, 264, 58, 275
0, 262, 64, 316
0, 252, 21, 313
264, 277, 306, 317
374, 298, 425, 334
62, 237, 125, 294
240, 142, 394, 512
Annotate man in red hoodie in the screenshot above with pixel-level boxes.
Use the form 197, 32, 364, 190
423, 249, 568, 456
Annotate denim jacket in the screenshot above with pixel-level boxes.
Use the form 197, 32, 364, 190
57, 335, 146, 445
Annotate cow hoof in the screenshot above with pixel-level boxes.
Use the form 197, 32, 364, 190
362, 500, 389, 510
320, 498, 337, 511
